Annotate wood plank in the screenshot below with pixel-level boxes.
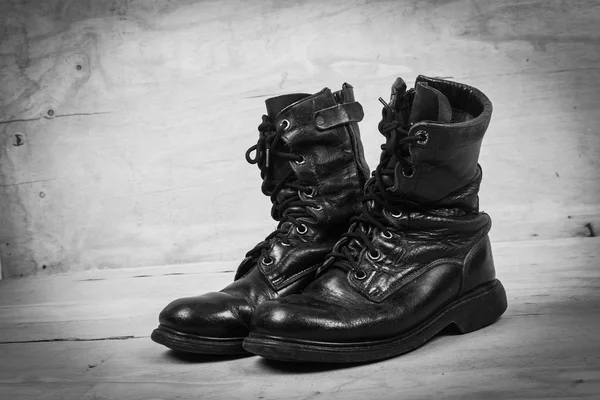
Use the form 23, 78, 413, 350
1, 0, 599, 277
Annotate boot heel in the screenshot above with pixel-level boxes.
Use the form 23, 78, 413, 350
451, 279, 508, 334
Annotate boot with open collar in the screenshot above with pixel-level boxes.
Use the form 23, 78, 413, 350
243, 76, 508, 363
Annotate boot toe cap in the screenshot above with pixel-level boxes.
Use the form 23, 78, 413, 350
159, 292, 252, 338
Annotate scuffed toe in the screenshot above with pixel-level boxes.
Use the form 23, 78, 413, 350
158, 292, 252, 338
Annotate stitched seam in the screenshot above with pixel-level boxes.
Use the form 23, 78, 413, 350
344, 124, 367, 212
461, 234, 488, 296
273, 263, 320, 290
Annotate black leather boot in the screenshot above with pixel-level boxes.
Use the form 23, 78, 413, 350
243, 76, 508, 363
151, 84, 370, 354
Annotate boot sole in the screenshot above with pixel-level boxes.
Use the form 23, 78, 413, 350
242, 279, 507, 363
151, 325, 247, 355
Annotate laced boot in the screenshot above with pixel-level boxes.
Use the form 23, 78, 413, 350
243, 75, 508, 363
151, 83, 370, 354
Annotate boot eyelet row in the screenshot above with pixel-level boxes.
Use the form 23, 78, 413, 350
367, 250, 381, 261
295, 156, 306, 165
416, 130, 429, 145
262, 256, 274, 266
353, 269, 368, 280
381, 231, 393, 239
280, 119, 290, 131
296, 224, 308, 234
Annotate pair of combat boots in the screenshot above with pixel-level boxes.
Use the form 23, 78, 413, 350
151, 75, 508, 363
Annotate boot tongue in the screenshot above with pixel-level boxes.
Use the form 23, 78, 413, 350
408, 82, 452, 124
265, 93, 311, 120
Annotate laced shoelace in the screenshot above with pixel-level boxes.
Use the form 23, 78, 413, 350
243, 115, 315, 265
319, 98, 428, 279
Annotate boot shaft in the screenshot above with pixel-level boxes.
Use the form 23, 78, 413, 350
235, 84, 370, 283
384, 75, 493, 210
256, 84, 370, 236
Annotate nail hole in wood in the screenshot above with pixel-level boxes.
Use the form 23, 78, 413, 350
13, 134, 23, 147
585, 223, 596, 237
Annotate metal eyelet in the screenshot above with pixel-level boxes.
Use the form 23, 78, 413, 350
367, 250, 381, 261
280, 119, 290, 131
381, 231, 393, 239
353, 269, 367, 280
310, 205, 323, 211
295, 156, 306, 165
402, 167, 415, 178
281, 240, 291, 247
304, 188, 316, 198
262, 256, 274, 266
390, 210, 402, 218
296, 224, 308, 234
416, 130, 429, 145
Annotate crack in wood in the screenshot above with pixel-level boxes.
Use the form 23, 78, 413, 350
0, 117, 40, 124
0, 178, 58, 188
0, 111, 113, 124
452, 65, 600, 81
508, 313, 543, 316
55, 111, 114, 118
585, 223, 596, 237
0, 335, 146, 344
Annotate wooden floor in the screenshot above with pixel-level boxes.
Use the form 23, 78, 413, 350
0, 237, 598, 399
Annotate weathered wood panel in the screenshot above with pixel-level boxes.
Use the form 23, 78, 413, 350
1, 0, 599, 277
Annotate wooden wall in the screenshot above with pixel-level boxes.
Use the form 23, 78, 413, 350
1, 0, 599, 278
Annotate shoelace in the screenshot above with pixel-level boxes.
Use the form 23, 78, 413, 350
319, 98, 427, 279
243, 115, 315, 264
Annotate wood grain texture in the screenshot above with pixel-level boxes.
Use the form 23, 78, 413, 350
0, 237, 598, 399
1, 0, 599, 277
